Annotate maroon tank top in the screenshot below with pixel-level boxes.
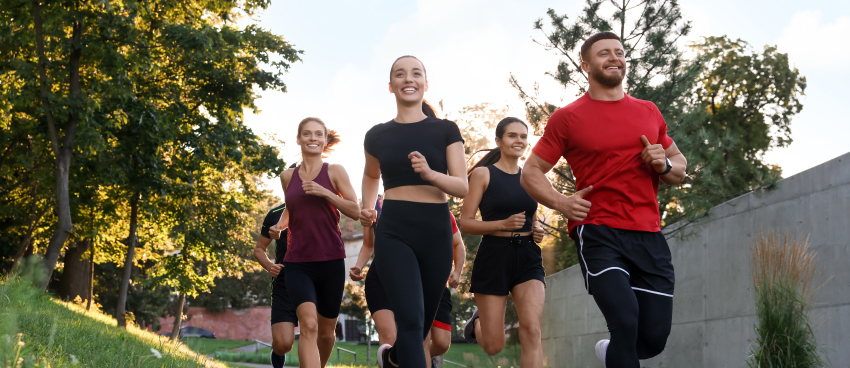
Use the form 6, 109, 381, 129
284, 163, 345, 262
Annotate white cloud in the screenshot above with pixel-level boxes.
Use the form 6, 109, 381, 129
775, 10, 850, 68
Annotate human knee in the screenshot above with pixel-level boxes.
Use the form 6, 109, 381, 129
518, 322, 542, 343
272, 339, 293, 355
637, 328, 670, 359
319, 326, 336, 343
431, 339, 450, 356
479, 339, 505, 356
300, 318, 319, 337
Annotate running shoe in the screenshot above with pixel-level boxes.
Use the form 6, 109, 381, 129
595, 339, 609, 367
377, 344, 392, 368
463, 307, 479, 343
270, 351, 285, 368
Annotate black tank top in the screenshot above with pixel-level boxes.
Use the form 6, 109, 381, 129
479, 165, 538, 232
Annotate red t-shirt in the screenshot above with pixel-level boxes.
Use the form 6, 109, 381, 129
532, 93, 673, 234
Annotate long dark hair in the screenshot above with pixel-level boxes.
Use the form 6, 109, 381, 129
467, 117, 528, 176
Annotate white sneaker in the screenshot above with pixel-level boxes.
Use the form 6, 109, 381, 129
377, 344, 392, 368
595, 339, 609, 367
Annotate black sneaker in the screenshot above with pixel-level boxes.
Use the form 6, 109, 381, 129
270, 351, 285, 368
377, 344, 392, 368
463, 307, 479, 343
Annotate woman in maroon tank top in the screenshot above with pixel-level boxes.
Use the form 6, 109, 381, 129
271, 117, 360, 368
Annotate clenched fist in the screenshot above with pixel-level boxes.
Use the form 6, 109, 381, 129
640, 135, 668, 174
500, 212, 526, 231
556, 186, 593, 221
409, 151, 436, 182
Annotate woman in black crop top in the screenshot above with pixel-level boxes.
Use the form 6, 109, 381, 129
459, 118, 547, 367
360, 55, 468, 368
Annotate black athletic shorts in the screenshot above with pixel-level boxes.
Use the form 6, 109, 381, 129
270, 272, 298, 326
432, 287, 453, 331
570, 224, 675, 297
470, 235, 546, 295
284, 259, 346, 319
365, 262, 453, 330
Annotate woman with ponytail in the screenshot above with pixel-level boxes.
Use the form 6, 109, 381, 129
360, 55, 468, 368
270, 117, 360, 368
460, 117, 546, 367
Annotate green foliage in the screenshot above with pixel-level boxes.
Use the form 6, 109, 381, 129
1, 0, 302, 328
190, 270, 272, 313
663, 37, 805, 230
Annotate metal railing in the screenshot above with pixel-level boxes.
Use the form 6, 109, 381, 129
443, 359, 467, 368
336, 347, 356, 363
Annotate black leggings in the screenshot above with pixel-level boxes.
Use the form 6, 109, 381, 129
374, 200, 453, 368
590, 270, 672, 368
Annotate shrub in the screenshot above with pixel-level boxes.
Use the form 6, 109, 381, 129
747, 229, 827, 368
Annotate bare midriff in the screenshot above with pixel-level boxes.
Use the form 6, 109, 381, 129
384, 185, 448, 203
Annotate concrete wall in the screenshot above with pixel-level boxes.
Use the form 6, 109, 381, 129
542, 152, 850, 368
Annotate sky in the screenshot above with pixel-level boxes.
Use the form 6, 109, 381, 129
241, 0, 850, 199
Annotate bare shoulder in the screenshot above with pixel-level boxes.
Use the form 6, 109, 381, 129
469, 166, 490, 186
328, 163, 351, 178
280, 168, 295, 189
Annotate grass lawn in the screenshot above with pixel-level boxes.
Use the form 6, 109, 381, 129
0, 273, 233, 367
182, 337, 256, 355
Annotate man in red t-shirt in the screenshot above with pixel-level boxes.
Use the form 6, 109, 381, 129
521, 32, 687, 368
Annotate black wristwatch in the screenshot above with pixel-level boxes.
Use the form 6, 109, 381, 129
659, 157, 672, 175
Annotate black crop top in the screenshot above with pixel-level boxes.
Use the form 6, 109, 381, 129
479, 165, 538, 232
364, 116, 464, 190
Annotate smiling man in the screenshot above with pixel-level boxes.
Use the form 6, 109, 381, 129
520, 32, 687, 368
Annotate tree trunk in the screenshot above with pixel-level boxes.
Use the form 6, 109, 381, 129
58, 239, 92, 302
86, 241, 95, 311
170, 292, 187, 341
32, 1, 82, 289
11, 185, 47, 274
116, 193, 140, 327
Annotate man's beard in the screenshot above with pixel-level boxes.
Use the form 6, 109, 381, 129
589, 63, 626, 87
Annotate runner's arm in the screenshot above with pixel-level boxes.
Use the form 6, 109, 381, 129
360, 152, 381, 227
661, 142, 687, 185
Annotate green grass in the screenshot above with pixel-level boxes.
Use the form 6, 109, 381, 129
182, 337, 255, 355
0, 271, 231, 367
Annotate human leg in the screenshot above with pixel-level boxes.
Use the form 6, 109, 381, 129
429, 326, 451, 357
296, 303, 322, 368
372, 310, 397, 346
634, 290, 673, 359
588, 270, 640, 368
271, 322, 296, 355
472, 294, 508, 356
317, 314, 338, 367
511, 279, 545, 368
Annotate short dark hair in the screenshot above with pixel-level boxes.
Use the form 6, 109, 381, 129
580, 32, 622, 62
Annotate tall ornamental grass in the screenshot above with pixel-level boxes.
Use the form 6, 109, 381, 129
747, 229, 827, 368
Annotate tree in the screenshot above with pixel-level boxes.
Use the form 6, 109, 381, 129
661, 36, 805, 230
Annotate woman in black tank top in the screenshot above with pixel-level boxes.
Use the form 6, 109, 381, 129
459, 118, 547, 367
